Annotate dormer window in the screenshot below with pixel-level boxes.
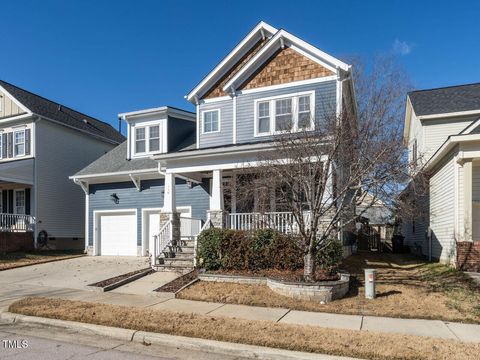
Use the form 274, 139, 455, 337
149, 125, 160, 152
135, 127, 146, 153
255, 91, 315, 136
203, 110, 220, 134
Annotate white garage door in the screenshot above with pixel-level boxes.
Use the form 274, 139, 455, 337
99, 212, 137, 256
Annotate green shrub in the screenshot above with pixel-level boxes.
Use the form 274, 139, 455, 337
316, 239, 344, 272
266, 233, 303, 270
196, 228, 230, 270
196, 227, 303, 271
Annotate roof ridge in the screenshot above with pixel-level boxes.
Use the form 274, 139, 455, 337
409, 81, 480, 95
0, 79, 111, 126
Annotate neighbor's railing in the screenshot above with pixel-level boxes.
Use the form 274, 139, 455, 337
0, 213, 35, 232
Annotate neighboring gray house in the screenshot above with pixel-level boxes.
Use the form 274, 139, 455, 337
71, 21, 356, 270
0, 80, 123, 250
402, 83, 480, 270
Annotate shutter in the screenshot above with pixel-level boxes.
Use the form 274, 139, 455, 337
1, 190, 5, 213
8, 190, 13, 213
25, 129, 31, 156
7, 132, 13, 158
1, 133, 6, 159
25, 188, 31, 215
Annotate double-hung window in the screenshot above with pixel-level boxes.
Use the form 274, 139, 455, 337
15, 190, 25, 215
135, 127, 146, 153
14, 130, 25, 157
255, 92, 315, 136
149, 125, 160, 152
203, 110, 220, 133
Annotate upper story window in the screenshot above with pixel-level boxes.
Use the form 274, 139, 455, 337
255, 91, 315, 136
135, 127, 146, 153
134, 124, 163, 155
203, 110, 220, 134
14, 129, 25, 157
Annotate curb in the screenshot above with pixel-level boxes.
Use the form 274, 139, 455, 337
0, 312, 355, 360
86, 268, 153, 292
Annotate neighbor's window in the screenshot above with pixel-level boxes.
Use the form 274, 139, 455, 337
15, 190, 25, 214
275, 98, 293, 132
14, 130, 25, 157
257, 101, 270, 134
135, 127, 146, 153
412, 139, 418, 165
203, 110, 219, 133
0, 134, 3, 159
255, 92, 314, 136
149, 125, 160, 152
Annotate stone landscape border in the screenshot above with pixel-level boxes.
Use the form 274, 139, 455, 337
198, 272, 350, 303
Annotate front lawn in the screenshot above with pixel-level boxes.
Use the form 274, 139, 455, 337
178, 252, 480, 323
9, 297, 480, 360
0, 250, 84, 271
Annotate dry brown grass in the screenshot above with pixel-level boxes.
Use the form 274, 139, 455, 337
179, 253, 480, 323
0, 251, 84, 271
9, 296, 480, 360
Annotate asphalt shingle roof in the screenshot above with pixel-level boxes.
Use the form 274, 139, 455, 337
0, 80, 124, 143
409, 83, 480, 116
74, 141, 158, 176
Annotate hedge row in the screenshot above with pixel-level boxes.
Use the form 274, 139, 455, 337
196, 228, 343, 272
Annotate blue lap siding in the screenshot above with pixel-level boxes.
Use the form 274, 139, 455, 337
88, 178, 209, 246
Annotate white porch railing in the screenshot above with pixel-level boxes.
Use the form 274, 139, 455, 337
0, 213, 35, 232
152, 220, 172, 267
227, 211, 312, 234
180, 217, 202, 238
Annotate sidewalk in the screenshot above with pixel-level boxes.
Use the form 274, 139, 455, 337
1, 282, 480, 343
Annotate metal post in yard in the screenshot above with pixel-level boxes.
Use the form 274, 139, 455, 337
364, 269, 377, 299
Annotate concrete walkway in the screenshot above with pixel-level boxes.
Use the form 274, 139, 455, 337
2, 282, 480, 343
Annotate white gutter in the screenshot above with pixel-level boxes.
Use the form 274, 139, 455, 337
417, 109, 480, 120
424, 133, 480, 171
119, 106, 195, 122
70, 168, 159, 180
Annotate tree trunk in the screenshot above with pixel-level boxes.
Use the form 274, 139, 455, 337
303, 250, 316, 282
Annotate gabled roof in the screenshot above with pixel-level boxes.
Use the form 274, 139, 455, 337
0, 80, 124, 144
408, 82, 480, 117
186, 21, 277, 102
223, 29, 350, 93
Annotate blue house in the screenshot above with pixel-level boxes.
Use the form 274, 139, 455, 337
71, 21, 355, 270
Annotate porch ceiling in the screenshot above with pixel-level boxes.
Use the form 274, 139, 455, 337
0, 158, 34, 185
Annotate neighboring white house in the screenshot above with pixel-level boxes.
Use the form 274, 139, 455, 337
0, 80, 124, 250
71, 21, 356, 271
402, 83, 480, 270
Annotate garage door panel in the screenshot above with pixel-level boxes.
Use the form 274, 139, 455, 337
99, 212, 137, 256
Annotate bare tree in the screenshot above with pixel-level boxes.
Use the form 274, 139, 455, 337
235, 55, 414, 281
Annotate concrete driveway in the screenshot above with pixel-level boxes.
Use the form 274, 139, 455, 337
0, 256, 150, 290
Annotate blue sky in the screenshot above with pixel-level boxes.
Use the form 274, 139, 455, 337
1, 0, 479, 132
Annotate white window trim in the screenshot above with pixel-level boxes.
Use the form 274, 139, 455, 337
201, 109, 221, 134
133, 123, 163, 156
14, 189, 25, 215
254, 91, 315, 137
14, 129, 26, 157
0, 132, 3, 159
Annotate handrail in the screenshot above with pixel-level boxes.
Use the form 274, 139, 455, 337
194, 216, 213, 267
0, 213, 35, 232
152, 220, 172, 267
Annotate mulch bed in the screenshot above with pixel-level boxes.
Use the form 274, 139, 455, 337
155, 270, 199, 293
207, 268, 339, 282
89, 268, 152, 288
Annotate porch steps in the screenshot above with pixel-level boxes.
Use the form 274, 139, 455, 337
154, 237, 195, 272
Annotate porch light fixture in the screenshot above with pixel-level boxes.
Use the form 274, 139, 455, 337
110, 193, 119, 204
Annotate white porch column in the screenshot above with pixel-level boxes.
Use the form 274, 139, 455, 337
163, 173, 176, 213
231, 173, 237, 213
208, 169, 225, 227
464, 160, 473, 241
